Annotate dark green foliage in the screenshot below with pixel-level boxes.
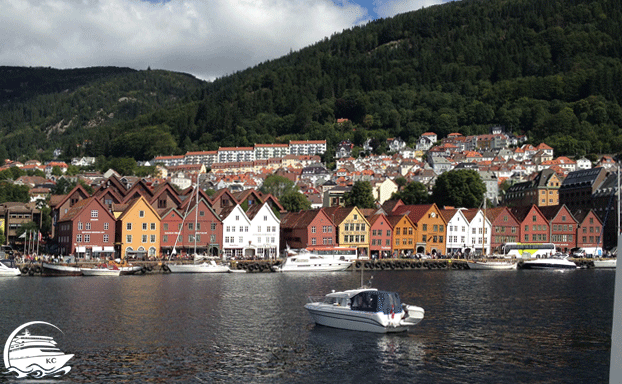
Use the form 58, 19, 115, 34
391, 181, 429, 205
0, 181, 30, 203
1, 0, 622, 160
280, 192, 312, 212
431, 170, 486, 208
259, 175, 297, 198
344, 181, 376, 209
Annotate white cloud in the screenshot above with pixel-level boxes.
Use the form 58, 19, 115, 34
0, 0, 369, 80
374, 0, 450, 19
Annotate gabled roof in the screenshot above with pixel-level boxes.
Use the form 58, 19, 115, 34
538, 204, 576, 223
116, 196, 162, 221
393, 204, 443, 225
280, 209, 332, 229
509, 204, 544, 223
49, 184, 90, 209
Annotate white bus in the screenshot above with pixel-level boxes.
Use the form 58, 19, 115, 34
499, 243, 556, 259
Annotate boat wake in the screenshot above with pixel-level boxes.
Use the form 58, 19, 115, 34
4, 364, 71, 378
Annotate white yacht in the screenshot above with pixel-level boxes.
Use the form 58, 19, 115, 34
521, 257, 577, 269
0, 260, 20, 276
304, 288, 424, 333
272, 253, 352, 272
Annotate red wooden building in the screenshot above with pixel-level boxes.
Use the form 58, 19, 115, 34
280, 209, 336, 250
539, 205, 578, 253
486, 206, 520, 252
510, 205, 550, 244
56, 197, 117, 258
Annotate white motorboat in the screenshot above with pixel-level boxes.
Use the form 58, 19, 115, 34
41, 262, 83, 276
593, 258, 617, 268
0, 260, 21, 276
272, 254, 352, 272
467, 260, 517, 270
80, 264, 121, 276
304, 288, 425, 333
520, 257, 577, 269
167, 260, 230, 273
118, 265, 145, 275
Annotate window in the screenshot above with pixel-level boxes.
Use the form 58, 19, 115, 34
91, 210, 98, 218
151, 235, 156, 243
127, 223, 132, 231
311, 226, 316, 233
78, 222, 83, 230
76, 234, 82, 242
199, 210, 205, 217
151, 223, 156, 230
85, 235, 90, 242
126, 235, 132, 243
139, 210, 145, 218
396, 228, 400, 235
210, 235, 216, 243
386, 230, 391, 236
103, 234, 109, 243
264, 216, 268, 221
104, 222, 109, 230
211, 223, 217, 230
85, 223, 91, 230
532, 215, 537, 222
143, 223, 148, 230
189, 223, 194, 230
311, 238, 316, 245
422, 224, 427, 231
142, 235, 148, 243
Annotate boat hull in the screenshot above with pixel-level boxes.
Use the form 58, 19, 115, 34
0, 269, 20, 276
305, 303, 424, 333
521, 259, 577, 269
593, 259, 617, 268
167, 262, 230, 273
41, 263, 82, 276
468, 262, 517, 270
80, 268, 121, 276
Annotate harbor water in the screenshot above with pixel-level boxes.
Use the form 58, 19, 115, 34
0, 269, 614, 383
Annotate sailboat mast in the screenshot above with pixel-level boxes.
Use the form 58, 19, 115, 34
194, 173, 200, 255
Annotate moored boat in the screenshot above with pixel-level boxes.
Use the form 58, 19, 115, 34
0, 259, 21, 277
272, 254, 352, 272
41, 262, 83, 276
80, 264, 121, 276
520, 257, 577, 270
593, 258, 617, 268
467, 260, 517, 270
166, 259, 230, 273
304, 288, 424, 333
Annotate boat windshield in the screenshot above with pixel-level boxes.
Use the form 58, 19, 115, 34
350, 291, 403, 314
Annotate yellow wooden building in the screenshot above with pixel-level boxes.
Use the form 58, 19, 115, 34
114, 196, 162, 259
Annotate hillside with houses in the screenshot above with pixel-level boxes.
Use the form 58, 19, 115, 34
0, 125, 618, 260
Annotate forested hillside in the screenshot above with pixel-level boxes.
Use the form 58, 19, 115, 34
1, 0, 621, 162
0, 67, 205, 161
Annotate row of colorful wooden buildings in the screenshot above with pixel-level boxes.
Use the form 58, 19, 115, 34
47, 175, 604, 259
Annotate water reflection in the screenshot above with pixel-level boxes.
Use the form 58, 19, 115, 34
0, 269, 614, 383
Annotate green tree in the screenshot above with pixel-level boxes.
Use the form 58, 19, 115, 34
280, 192, 312, 212
259, 175, 297, 198
431, 170, 486, 208
51, 166, 63, 177
391, 181, 429, 204
0, 181, 30, 203
344, 181, 375, 209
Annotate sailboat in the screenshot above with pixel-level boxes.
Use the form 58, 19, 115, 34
467, 197, 517, 270
166, 175, 231, 273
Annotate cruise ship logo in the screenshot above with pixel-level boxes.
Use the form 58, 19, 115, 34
3, 321, 73, 378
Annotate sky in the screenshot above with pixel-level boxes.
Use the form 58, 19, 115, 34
1, 0, 456, 81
